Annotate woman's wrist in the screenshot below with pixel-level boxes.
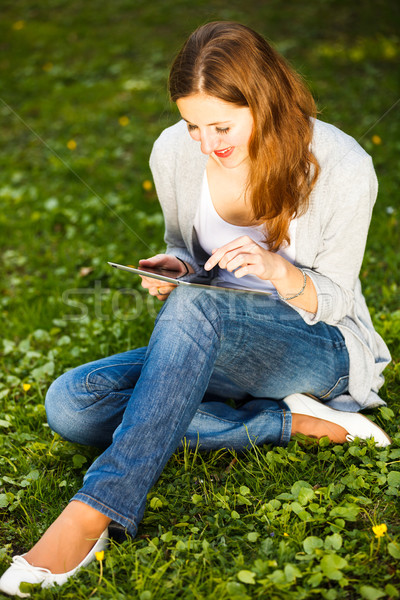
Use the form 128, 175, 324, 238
268, 253, 291, 284
277, 268, 307, 300
270, 258, 317, 313
175, 256, 194, 275
270, 258, 304, 295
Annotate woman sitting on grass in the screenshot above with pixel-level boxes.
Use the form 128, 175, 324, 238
0, 21, 391, 597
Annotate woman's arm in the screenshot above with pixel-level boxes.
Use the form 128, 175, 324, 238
149, 125, 200, 274
205, 153, 377, 320
296, 153, 378, 325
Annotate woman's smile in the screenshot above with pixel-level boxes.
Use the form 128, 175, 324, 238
214, 146, 235, 158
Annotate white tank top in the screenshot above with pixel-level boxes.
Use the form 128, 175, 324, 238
194, 171, 297, 294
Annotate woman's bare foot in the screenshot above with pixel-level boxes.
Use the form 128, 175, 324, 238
291, 413, 348, 443
23, 501, 111, 574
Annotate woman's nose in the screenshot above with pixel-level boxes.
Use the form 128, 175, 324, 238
200, 132, 219, 155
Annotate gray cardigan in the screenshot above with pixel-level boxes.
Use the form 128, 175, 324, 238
149, 118, 391, 412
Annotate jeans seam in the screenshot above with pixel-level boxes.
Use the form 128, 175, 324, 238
72, 493, 138, 530
196, 407, 285, 425
192, 297, 222, 338
280, 409, 289, 444
195, 410, 236, 424
85, 362, 143, 399
319, 375, 349, 399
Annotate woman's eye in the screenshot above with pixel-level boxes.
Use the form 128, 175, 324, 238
216, 127, 229, 134
187, 124, 197, 131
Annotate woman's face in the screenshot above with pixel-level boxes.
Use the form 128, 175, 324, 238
176, 93, 254, 169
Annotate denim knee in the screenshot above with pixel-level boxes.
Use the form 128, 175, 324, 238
159, 286, 222, 328
45, 371, 83, 441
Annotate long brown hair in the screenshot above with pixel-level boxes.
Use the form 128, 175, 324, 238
169, 21, 319, 251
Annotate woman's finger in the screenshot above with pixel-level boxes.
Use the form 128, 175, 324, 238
145, 282, 177, 300
224, 252, 254, 273
204, 236, 255, 271
155, 286, 176, 301
219, 243, 260, 270
233, 264, 252, 278
140, 275, 173, 290
139, 254, 190, 276
223, 245, 274, 280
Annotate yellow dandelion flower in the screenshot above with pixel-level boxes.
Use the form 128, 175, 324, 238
13, 21, 25, 30
142, 180, 153, 191
372, 135, 382, 145
23, 383, 31, 392
67, 139, 77, 150
42, 62, 53, 72
119, 116, 130, 127
95, 550, 105, 561
372, 523, 387, 538
382, 40, 397, 59
283, 532, 289, 537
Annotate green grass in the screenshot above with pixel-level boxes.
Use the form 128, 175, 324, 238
0, 0, 399, 598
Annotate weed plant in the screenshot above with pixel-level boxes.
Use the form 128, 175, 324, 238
0, 0, 399, 598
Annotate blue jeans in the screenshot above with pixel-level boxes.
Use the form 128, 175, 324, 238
45, 287, 349, 537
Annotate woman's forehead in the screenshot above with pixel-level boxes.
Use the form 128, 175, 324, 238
176, 93, 251, 124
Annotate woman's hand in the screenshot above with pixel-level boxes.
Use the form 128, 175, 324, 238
138, 254, 191, 301
204, 235, 284, 281
204, 236, 317, 313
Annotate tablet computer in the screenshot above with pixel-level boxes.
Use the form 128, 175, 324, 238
108, 262, 271, 295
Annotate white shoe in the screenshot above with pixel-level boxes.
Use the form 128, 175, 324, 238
0, 528, 109, 598
284, 393, 392, 447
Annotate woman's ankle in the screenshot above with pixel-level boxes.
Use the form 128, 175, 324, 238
64, 501, 111, 532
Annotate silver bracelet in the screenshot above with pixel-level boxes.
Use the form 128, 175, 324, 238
277, 268, 307, 301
